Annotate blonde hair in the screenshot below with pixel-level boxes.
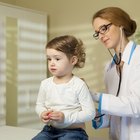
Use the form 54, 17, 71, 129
46, 35, 86, 68
92, 7, 137, 37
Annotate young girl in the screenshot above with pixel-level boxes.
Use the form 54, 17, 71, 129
92, 7, 140, 140
32, 35, 95, 140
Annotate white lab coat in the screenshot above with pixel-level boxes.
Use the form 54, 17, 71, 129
96, 41, 140, 140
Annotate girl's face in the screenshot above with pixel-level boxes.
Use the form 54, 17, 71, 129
93, 17, 121, 51
46, 48, 76, 77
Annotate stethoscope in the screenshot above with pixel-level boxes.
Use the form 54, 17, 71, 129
109, 42, 137, 96
108, 50, 122, 97
94, 42, 136, 120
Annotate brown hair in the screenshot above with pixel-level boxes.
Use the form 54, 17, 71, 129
46, 35, 86, 68
92, 7, 137, 37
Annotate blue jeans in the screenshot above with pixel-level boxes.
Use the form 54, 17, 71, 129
32, 125, 88, 140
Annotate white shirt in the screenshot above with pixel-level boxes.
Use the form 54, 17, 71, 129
36, 75, 95, 128
101, 41, 140, 140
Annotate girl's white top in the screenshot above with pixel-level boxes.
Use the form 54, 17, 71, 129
36, 75, 95, 128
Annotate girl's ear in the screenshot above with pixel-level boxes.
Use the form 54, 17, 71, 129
71, 56, 78, 65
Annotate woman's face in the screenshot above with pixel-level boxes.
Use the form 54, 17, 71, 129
92, 17, 121, 50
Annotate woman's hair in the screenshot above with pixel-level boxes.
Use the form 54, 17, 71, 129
92, 7, 137, 37
46, 35, 86, 68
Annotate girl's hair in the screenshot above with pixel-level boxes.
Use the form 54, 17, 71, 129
92, 7, 137, 37
46, 35, 86, 68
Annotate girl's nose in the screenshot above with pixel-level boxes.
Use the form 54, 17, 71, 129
50, 60, 55, 66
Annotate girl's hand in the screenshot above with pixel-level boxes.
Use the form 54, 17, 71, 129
49, 111, 64, 123
41, 110, 53, 123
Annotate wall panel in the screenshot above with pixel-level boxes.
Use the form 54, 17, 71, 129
0, 2, 47, 129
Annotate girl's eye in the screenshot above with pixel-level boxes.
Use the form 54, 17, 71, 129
47, 58, 51, 61
56, 58, 60, 61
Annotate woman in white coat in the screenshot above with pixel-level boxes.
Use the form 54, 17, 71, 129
91, 7, 140, 140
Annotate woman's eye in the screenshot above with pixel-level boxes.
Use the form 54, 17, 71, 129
100, 26, 106, 33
